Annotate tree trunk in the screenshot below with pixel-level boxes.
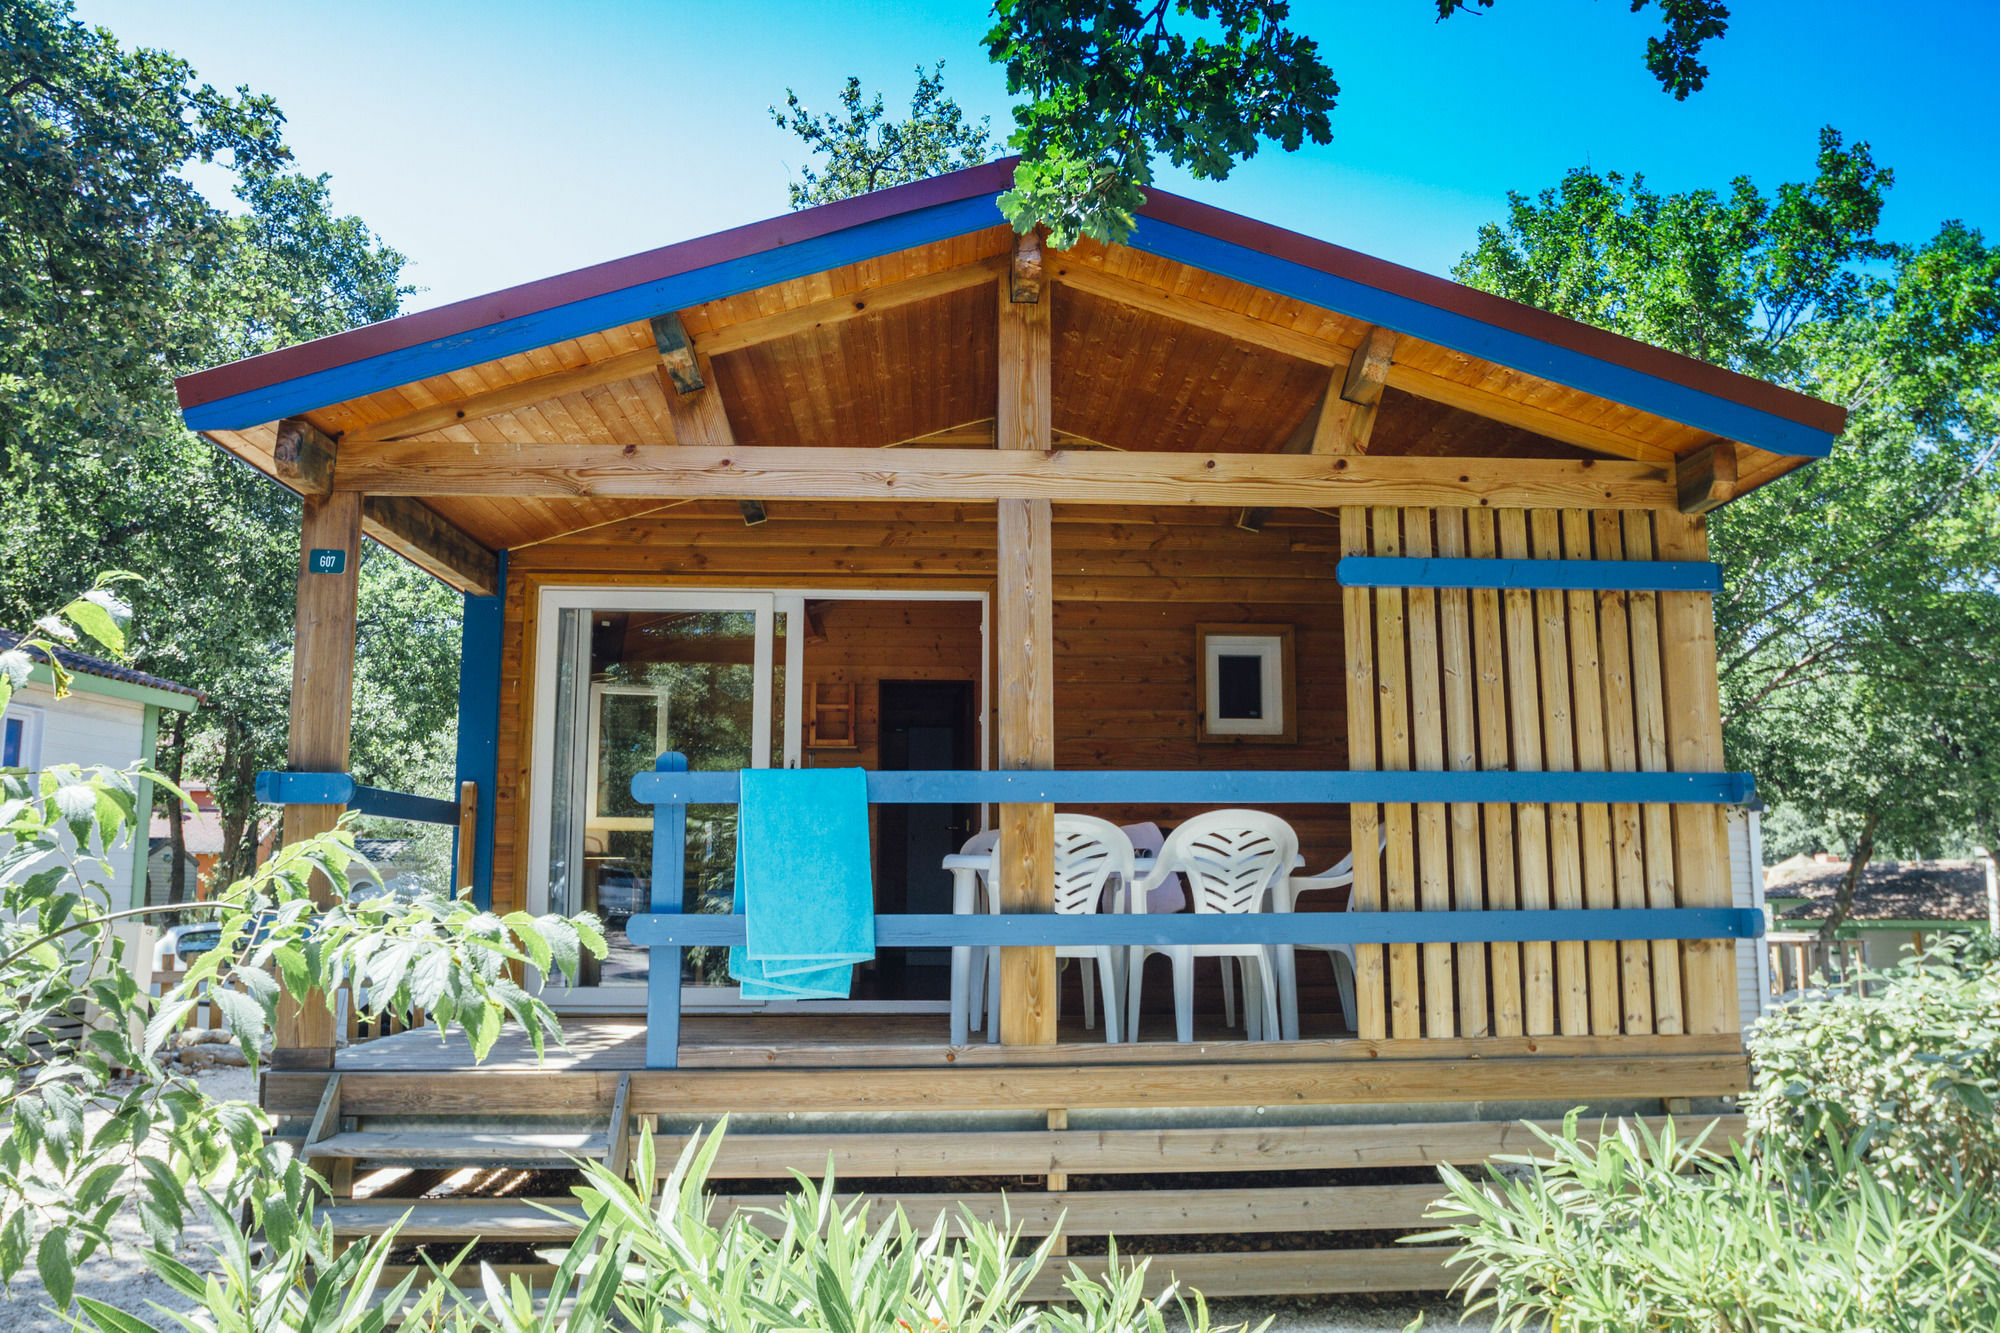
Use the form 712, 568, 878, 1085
1820, 810, 1880, 942
163, 712, 189, 906
214, 718, 260, 885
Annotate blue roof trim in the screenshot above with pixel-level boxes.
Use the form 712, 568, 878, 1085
1123, 215, 1839, 459
183, 194, 1010, 432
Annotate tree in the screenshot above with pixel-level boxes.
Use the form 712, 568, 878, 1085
981, 0, 1736, 246
1434, 0, 1731, 100
1455, 130, 2000, 927
772, 64, 993, 209
0, 1, 463, 894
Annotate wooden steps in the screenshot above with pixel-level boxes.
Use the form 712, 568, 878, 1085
300, 1072, 633, 1175
307, 1130, 611, 1166
371, 1246, 1457, 1300
319, 1199, 584, 1241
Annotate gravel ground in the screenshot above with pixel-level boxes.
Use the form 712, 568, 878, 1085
1, 1070, 1491, 1332
0, 1066, 252, 1333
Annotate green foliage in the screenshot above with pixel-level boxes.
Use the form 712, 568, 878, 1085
1436, 0, 1731, 100
0, 571, 137, 713
1456, 130, 2000, 890
445, 1122, 1260, 1333
1747, 939, 2000, 1195
0, 0, 455, 895
983, 0, 1336, 247
772, 64, 993, 209
0, 586, 606, 1311
67, 1162, 470, 1333
1415, 1113, 2000, 1332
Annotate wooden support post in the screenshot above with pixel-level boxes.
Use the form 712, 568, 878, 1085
651, 312, 760, 527
456, 780, 478, 896
996, 244, 1056, 1047
1653, 511, 1740, 1035
273, 493, 363, 1069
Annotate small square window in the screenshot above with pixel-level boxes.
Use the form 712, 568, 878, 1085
1197, 625, 1295, 743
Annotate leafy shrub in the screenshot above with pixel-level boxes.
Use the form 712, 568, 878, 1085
1747, 937, 2000, 1194
1415, 1114, 2000, 1333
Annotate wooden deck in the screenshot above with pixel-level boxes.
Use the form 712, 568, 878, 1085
330, 1013, 1749, 1075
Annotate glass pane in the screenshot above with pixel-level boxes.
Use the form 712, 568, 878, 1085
595, 692, 662, 819
550, 607, 760, 988
1217, 653, 1265, 720
770, 610, 789, 768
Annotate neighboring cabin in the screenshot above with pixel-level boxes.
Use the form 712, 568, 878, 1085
1766, 852, 1998, 969
0, 630, 199, 908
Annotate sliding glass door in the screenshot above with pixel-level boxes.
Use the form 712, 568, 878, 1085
530, 590, 779, 1001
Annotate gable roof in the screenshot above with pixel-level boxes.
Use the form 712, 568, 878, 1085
1, 629, 201, 708
175, 159, 1845, 462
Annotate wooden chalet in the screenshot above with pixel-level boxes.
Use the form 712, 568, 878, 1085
176, 159, 1844, 1297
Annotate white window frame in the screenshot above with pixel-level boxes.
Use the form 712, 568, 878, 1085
524, 584, 988, 1014
1202, 634, 1285, 736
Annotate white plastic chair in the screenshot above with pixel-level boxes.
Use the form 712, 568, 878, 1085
949, 829, 1000, 1043
1272, 828, 1385, 1041
1049, 815, 1135, 1042
1125, 810, 1295, 1043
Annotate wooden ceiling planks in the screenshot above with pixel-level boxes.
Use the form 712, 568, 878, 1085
1052, 283, 1326, 455
711, 281, 997, 449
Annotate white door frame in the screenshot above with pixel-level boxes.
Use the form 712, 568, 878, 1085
524, 583, 987, 1013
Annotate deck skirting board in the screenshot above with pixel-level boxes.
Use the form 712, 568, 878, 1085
266, 1052, 1748, 1118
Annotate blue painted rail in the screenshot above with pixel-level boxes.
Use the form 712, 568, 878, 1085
1337, 556, 1724, 593
255, 770, 462, 826
631, 754, 1762, 1068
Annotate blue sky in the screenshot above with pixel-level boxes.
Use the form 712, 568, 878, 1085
76, 0, 2000, 315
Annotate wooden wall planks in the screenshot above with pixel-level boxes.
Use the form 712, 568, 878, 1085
1340, 506, 1740, 1039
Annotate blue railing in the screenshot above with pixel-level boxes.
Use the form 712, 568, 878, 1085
255, 770, 461, 826
626, 753, 1763, 1068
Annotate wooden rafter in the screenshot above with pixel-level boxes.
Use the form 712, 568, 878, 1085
1237, 326, 1398, 530
360, 496, 499, 595
1056, 259, 1681, 466
341, 349, 659, 444
697, 255, 1008, 357
332, 441, 1676, 510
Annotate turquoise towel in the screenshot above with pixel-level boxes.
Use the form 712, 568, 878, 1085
727, 768, 875, 1000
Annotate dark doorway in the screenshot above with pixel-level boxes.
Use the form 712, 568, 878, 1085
871, 680, 978, 1001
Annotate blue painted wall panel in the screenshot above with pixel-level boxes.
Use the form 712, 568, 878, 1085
454, 552, 506, 907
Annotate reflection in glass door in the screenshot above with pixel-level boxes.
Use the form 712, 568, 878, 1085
536, 594, 773, 995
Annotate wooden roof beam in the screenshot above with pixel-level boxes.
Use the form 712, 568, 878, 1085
275, 417, 338, 494
696, 254, 1009, 357
1676, 440, 1738, 514
332, 441, 1676, 510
